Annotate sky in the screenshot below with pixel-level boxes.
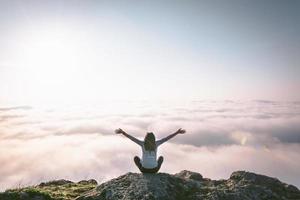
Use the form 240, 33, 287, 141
0, 0, 299, 105
0, 0, 300, 191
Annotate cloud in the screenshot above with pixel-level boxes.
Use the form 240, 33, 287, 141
0, 100, 300, 191
0, 134, 139, 191
0, 106, 32, 112
159, 143, 300, 188
0, 115, 25, 123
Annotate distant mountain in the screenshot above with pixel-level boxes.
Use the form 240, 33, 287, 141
1, 170, 299, 200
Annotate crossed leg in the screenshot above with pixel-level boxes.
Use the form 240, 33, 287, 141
134, 156, 164, 173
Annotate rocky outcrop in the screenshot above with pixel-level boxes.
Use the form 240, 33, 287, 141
39, 179, 74, 187
0, 171, 299, 200
76, 171, 300, 200
174, 170, 203, 181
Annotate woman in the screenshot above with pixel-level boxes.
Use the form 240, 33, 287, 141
115, 128, 186, 173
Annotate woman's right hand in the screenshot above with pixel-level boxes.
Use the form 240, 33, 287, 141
115, 128, 125, 134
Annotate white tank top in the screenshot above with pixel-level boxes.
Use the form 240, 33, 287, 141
141, 142, 158, 168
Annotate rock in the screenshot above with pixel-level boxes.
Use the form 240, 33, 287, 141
78, 179, 98, 185
39, 179, 73, 187
75, 172, 188, 200
174, 170, 203, 181
76, 171, 300, 200
230, 171, 281, 185
1, 171, 299, 200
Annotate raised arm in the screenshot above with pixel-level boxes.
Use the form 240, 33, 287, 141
115, 128, 143, 146
156, 128, 186, 146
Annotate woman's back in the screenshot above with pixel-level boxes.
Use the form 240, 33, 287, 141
141, 142, 158, 168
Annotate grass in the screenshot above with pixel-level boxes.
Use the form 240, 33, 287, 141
0, 180, 97, 200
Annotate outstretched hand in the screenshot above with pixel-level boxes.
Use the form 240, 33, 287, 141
176, 128, 186, 134
115, 128, 125, 134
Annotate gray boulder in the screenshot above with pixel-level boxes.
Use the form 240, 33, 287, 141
76, 170, 300, 200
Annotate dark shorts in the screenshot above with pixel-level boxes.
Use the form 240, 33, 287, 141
134, 156, 164, 173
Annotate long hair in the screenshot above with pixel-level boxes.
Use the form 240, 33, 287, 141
144, 132, 156, 151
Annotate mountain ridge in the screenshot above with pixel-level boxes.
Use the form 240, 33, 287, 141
1, 170, 299, 200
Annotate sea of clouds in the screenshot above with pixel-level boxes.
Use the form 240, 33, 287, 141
0, 100, 300, 191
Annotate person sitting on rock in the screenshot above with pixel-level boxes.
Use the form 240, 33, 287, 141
115, 128, 186, 173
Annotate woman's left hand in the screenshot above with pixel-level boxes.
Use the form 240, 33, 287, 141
176, 128, 186, 134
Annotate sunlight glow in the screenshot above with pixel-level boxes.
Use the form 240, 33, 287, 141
26, 35, 89, 103
9, 24, 125, 106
